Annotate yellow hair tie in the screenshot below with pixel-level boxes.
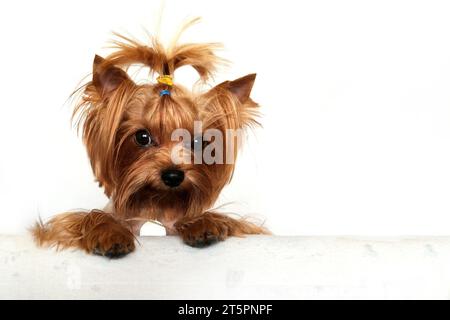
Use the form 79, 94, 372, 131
157, 75, 173, 86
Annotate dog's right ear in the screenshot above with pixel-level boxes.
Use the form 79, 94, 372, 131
92, 55, 132, 98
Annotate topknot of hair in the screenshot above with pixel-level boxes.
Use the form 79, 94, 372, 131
103, 17, 226, 84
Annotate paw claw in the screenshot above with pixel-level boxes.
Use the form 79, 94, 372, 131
183, 232, 220, 248
93, 243, 132, 259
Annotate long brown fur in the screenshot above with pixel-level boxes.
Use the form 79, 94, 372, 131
32, 18, 269, 257
32, 210, 135, 257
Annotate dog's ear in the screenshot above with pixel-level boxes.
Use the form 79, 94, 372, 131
220, 73, 256, 103
92, 55, 132, 97
202, 73, 259, 129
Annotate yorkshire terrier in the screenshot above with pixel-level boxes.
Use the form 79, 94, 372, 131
32, 19, 268, 258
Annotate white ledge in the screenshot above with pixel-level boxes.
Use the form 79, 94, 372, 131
1, 235, 450, 299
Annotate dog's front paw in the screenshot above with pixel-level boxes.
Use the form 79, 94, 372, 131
175, 214, 228, 248
85, 220, 136, 258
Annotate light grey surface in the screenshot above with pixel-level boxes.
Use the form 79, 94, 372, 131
1, 235, 450, 299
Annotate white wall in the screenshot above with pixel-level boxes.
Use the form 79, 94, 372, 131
1, 0, 450, 235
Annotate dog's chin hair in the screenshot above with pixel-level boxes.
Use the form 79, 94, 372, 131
117, 174, 215, 219
120, 184, 192, 217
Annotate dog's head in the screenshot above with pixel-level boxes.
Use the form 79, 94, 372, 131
74, 24, 259, 218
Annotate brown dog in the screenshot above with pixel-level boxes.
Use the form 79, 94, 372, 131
32, 19, 268, 258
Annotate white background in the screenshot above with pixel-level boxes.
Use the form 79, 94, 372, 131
1, 0, 450, 236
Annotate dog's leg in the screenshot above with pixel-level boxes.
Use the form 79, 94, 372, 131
31, 210, 135, 258
174, 212, 269, 248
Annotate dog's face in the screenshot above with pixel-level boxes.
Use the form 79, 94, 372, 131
75, 54, 259, 219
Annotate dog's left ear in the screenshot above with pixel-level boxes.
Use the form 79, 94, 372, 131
203, 73, 259, 129
220, 73, 256, 103
92, 54, 133, 98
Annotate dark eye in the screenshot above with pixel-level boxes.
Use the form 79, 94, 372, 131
191, 136, 208, 150
135, 129, 153, 147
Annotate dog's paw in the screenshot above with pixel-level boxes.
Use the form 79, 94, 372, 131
175, 215, 227, 248
85, 222, 136, 259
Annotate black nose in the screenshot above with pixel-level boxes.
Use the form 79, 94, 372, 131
161, 169, 185, 188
